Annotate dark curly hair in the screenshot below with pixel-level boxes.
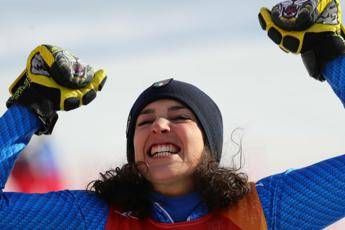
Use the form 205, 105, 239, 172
88, 149, 249, 219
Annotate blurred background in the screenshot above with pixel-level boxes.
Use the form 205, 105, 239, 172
0, 0, 344, 227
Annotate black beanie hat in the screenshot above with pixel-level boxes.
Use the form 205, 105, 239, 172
126, 78, 223, 162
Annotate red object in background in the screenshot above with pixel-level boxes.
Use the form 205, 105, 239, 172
10, 140, 64, 193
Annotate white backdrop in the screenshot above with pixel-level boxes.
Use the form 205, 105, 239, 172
0, 0, 344, 227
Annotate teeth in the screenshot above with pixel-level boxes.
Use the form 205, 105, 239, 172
153, 151, 171, 158
150, 144, 178, 157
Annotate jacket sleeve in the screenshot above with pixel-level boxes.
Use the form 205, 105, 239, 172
256, 154, 345, 229
323, 55, 345, 107
0, 106, 109, 229
256, 56, 345, 229
0, 105, 41, 190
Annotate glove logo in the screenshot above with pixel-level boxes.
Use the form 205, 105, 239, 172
316, 0, 338, 25
72, 61, 85, 78
271, 0, 318, 30
51, 50, 94, 88
31, 53, 50, 77
14, 78, 30, 98
279, 0, 311, 18
259, 0, 345, 81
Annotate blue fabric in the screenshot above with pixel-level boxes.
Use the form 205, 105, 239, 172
256, 155, 345, 229
0, 56, 345, 229
0, 105, 40, 190
323, 55, 345, 107
150, 191, 208, 223
0, 106, 109, 229
1, 190, 109, 229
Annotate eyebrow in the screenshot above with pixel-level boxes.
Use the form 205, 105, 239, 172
139, 108, 155, 115
139, 105, 187, 115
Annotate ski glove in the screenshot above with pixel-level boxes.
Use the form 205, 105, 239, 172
258, 0, 345, 81
6, 44, 107, 135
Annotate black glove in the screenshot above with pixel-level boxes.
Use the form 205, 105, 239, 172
7, 44, 107, 135
258, 0, 345, 81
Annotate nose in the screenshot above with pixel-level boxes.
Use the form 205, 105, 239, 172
151, 117, 170, 134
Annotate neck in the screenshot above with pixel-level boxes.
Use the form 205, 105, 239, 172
153, 178, 194, 196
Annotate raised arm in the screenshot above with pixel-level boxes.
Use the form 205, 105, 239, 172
255, 55, 345, 229
0, 105, 40, 190
257, 0, 345, 228
1, 44, 106, 190
0, 45, 108, 228
323, 55, 345, 106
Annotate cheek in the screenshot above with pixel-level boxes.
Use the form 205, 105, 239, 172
179, 125, 205, 160
133, 130, 145, 162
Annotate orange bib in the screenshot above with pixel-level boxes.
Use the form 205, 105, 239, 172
106, 183, 267, 230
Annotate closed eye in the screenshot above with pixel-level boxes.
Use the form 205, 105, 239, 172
137, 119, 154, 127
170, 115, 192, 122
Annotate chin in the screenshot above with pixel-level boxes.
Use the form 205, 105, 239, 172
147, 167, 185, 183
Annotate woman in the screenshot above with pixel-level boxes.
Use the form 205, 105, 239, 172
91, 79, 261, 228
1, 1, 345, 229
1, 66, 344, 229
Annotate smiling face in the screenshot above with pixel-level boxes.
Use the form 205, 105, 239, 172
133, 99, 205, 195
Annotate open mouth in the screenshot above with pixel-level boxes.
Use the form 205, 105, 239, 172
147, 144, 181, 158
